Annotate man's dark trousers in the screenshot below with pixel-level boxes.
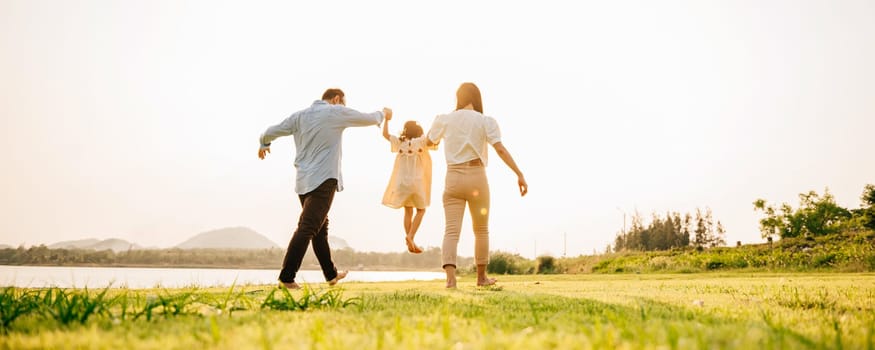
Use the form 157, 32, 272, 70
279, 178, 339, 283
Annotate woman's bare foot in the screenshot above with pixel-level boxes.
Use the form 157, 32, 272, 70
444, 265, 457, 288
405, 236, 423, 254
328, 270, 348, 286
477, 277, 497, 287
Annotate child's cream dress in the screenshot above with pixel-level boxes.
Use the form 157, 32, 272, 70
382, 135, 437, 209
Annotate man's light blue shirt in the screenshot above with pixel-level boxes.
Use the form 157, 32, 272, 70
260, 100, 384, 194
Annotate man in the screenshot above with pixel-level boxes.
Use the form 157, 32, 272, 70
258, 88, 391, 289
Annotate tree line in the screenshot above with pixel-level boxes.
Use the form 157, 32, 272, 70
0, 245, 468, 270
610, 184, 875, 252
754, 184, 875, 239
611, 208, 726, 252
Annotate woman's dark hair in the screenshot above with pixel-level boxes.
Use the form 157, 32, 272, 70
455, 82, 483, 113
400, 121, 423, 141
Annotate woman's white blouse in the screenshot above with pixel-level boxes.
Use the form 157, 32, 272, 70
427, 109, 502, 166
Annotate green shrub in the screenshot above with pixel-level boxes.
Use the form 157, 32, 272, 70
813, 253, 837, 268
487, 252, 533, 275
705, 260, 724, 270
536, 256, 559, 274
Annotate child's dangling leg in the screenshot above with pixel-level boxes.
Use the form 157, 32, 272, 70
403, 207, 413, 237
404, 206, 424, 254
408, 208, 425, 254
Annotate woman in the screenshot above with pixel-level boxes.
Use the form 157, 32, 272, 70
426, 82, 528, 288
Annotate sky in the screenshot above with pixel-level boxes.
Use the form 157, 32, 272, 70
1, 0, 873, 259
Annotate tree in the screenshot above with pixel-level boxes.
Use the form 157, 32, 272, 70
798, 190, 851, 235
860, 184, 875, 230
753, 188, 852, 239
863, 184, 875, 206
753, 199, 783, 240
712, 221, 727, 247
704, 207, 716, 245
613, 209, 716, 251
693, 208, 708, 247
613, 232, 626, 252
650, 213, 668, 250
691, 207, 723, 248
681, 213, 692, 246
620, 211, 646, 251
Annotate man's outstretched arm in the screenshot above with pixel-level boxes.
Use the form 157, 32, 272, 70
336, 107, 391, 128
258, 115, 298, 159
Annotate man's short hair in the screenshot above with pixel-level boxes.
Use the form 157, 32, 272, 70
322, 88, 345, 101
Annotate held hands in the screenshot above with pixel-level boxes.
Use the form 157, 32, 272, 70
383, 107, 393, 121
258, 147, 270, 160
517, 175, 528, 197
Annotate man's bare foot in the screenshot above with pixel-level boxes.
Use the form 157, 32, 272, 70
405, 236, 423, 254
446, 278, 457, 289
279, 281, 301, 289
328, 270, 348, 286
477, 278, 497, 287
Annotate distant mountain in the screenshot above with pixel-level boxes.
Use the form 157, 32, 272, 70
329, 236, 350, 250
0, 244, 11, 249
41, 227, 353, 252
49, 239, 100, 249
91, 238, 142, 252
272, 235, 350, 249
175, 227, 280, 249
48, 238, 141, 252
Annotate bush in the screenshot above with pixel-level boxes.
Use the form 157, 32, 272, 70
536, 256, 559, 274
705, 260, 724, 270
812, 253, 837, 268
487, 252, 533, 275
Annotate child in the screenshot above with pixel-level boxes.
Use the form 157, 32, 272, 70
381, 114, 437, 254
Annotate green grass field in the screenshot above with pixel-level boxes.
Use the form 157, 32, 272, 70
2, 273, 874, 349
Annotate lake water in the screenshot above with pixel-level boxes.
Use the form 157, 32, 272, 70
0, 265, 444, 289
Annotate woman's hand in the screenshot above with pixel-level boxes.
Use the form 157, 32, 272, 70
517, 175, 528, 196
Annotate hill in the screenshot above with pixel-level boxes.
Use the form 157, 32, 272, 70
48, 239, 100, 249
48, 238, 141, 252
271, 235, 350, 249
90, 238, 142, 252
551, 230, 875, 274
329, 236, 350, 250
175, 227, 280, 249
